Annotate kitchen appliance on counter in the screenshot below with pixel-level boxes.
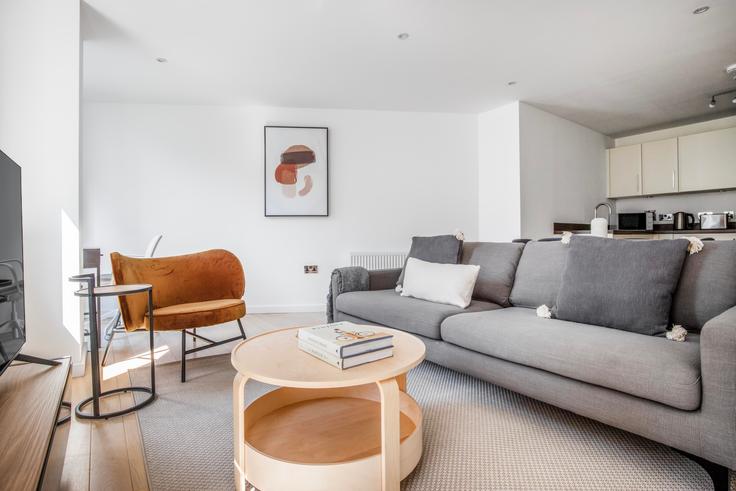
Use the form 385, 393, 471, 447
673, 212, 695, 231
617, 211, 654, 231
591, 202, 613, 237
699, 212, 728, 230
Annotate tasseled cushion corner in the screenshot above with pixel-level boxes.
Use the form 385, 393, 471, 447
536, 305, 552, 319
683, 237, 704, 255
666, 325, 688, 342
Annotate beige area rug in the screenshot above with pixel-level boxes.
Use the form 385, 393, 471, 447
132, 355, 716, 490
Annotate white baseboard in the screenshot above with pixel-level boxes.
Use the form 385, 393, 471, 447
247, 304, 326, 314
71, 341, 87, 378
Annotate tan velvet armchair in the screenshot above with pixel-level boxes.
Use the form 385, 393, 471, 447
110, 249, 246, 382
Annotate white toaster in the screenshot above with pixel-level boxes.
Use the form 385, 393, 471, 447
699, 213, 728, 230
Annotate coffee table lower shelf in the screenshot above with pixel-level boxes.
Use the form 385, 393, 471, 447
239, 384, 423, 491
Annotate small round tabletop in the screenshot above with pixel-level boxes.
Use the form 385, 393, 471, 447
231, 326, 426, 389
74, 284, 152, 297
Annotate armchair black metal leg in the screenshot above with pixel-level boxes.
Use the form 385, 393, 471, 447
178, 320, 246, 384
101, 311, 122, 367
181, 330, 186, 383
101, 328, 116, 367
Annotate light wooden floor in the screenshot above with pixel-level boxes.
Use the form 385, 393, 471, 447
59, 312, 326, 491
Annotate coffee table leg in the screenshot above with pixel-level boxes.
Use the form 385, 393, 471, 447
378, 378, 400, 491
233, 373, 249, 491
396, 373, 407, 392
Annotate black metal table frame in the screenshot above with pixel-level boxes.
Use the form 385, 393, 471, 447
70, 274, 156, 420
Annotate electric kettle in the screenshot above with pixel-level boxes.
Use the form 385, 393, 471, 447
673, 212, 695, 231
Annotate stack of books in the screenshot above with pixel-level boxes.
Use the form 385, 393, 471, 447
297, 321, 394, 369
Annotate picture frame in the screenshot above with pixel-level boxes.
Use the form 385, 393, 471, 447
264, 125, 329, 217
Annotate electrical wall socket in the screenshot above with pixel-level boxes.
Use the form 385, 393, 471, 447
304, 265, 319, 274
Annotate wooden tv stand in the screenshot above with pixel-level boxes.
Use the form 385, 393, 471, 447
0, 356, 71, 491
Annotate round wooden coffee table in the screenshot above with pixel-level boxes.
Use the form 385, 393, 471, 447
231, 326, 426, 491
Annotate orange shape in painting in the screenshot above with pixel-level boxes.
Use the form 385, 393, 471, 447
275, 164, 298, 185
274, 144, 316, 196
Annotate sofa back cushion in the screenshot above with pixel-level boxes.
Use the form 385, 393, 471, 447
671, 240, 736, 331
509, 241, 568, 308
460, 242, 524, 306
396, 235, 463, 287
555, 236, 689, 336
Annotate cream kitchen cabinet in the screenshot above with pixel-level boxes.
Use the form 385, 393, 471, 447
608, 144, 641, 198
642, 138, 678, 194
678, 127, 736, 192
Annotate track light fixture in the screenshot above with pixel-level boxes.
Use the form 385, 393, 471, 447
708, 89, 736, 109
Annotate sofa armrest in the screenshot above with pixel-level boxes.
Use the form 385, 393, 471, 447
700, 305, 736, 422
326, 267, 369, 322
368, 268, 402, 291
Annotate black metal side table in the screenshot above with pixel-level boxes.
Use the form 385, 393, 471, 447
70, 274, 156, 420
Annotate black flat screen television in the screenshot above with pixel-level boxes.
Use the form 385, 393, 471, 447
0, 149, 25, 376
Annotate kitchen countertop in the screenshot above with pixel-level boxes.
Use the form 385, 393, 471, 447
553, 222, 736, 235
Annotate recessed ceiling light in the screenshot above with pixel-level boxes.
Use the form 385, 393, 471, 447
397, 33, 409, 40
507, 81, 517, 86
156, 57, 168, 63
693, 6, 709, 14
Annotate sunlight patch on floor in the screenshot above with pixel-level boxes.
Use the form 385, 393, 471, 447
102, 345, 170, 380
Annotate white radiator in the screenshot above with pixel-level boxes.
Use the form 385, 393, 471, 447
350, 252, 407, 270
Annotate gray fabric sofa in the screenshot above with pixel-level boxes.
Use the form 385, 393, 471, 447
327, 240, 736, 482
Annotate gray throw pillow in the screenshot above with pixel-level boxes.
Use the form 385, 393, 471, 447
396, 235, 463, 287
671, 240, 736, 331
555, 236, 689, 336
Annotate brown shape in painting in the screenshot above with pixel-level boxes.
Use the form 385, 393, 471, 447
274, 144, 315, 197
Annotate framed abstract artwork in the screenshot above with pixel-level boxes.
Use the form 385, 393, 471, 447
264, 126, 329, 217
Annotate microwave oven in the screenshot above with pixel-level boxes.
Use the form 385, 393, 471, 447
618, 212, 654, 231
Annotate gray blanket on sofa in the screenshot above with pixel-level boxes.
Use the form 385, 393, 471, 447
326, 266, 369, 322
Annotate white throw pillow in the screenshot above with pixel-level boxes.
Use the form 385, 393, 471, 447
400, 257, 480, 308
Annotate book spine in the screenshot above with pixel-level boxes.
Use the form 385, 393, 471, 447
298, 340, 343, 369
297, 329, 342, 357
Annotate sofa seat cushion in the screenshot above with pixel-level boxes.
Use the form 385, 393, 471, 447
440, 307, 701, 410
335, 289, 500, 339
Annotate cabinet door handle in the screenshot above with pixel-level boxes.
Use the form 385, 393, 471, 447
636, 174, 639, 193
672, 171, 675, 190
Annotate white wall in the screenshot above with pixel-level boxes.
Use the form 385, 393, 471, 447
477, 102, 521, 241
0, 0, 83, 370
477, 102, 609, 241
82, 103, 478, 311
519, 103, 610, 238
613, 115, 736, 217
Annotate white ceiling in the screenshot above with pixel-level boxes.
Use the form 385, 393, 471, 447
82, 0, 736, 136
